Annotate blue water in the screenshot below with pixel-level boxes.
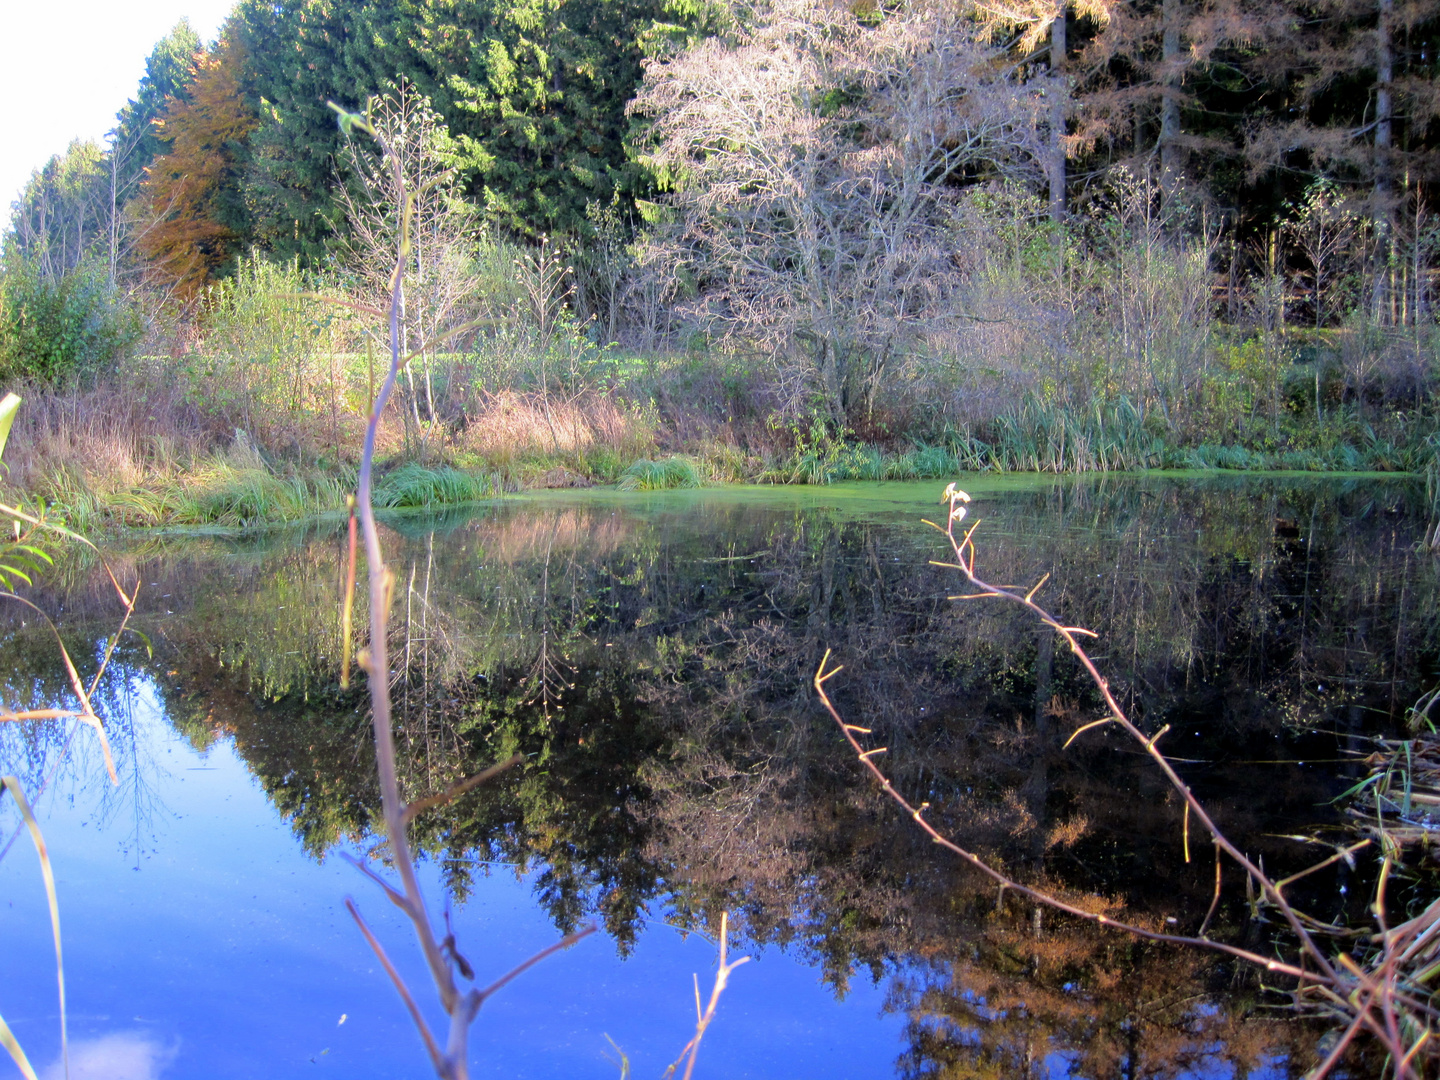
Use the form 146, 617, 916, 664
2, 675, 903, 1079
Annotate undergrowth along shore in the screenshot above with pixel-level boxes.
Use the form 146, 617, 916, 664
11, 400, 1432, 533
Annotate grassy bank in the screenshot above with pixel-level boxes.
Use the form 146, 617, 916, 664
6, 199, 1438, 530
8, 379, 1432, 532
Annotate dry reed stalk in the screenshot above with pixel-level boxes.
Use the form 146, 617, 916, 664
1347, 735, 1440, 856
461, 389, 647, 457
663, 911, 749, 1080
815, 483, 1439, 1078
330, 101, 595, 1080
0, 447, 138, 1079
0, 776, 62, 1080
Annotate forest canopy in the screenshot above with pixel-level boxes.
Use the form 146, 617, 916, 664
2, 0, 1439, 509
14, 0, 1439, 289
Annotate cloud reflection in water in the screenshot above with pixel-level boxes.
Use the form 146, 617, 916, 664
42, 1033, 176, 1080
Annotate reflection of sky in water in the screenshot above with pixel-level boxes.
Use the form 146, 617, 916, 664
4, 476, 1415, 1079
41, 1033, 178, 1080
2, 680, 903, 1079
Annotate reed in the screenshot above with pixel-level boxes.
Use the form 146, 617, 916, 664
331, 100, 598, 1080
987, 396, 1163, 473
0, 777, 60, 1080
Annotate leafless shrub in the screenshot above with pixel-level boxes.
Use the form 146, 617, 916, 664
632, 0, 1046, 426
1090, 169, 1218, 425
338, 83, 482, 449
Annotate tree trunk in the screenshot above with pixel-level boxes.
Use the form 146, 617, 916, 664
1373, 0, 1395, 321
1160, 0, 1183, 188
1048, 2, 1068, 225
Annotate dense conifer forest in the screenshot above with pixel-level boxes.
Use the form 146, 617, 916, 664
5, 0, 1440, 523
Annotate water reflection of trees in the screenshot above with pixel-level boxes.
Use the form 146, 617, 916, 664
2, 478, 1433, 1076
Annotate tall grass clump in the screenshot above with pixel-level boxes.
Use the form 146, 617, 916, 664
169, 463, 338, 526
989, 396, 1163, 472
880, 443, 963, 480
373, 463, 496, 508
619, 455, 704, 490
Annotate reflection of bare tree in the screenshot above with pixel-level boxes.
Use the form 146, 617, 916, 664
1, 480, 1434, 1074
0, 655, 165, 868
523, 524, 575, 720
887, 929, 1311, 1080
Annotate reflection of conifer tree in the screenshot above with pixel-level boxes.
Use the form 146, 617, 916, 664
9, 481, 1434, 1069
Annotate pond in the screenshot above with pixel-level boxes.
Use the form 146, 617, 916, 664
1, 474, 1435, 1079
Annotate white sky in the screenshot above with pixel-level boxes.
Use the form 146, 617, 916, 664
0, 0, 238, 217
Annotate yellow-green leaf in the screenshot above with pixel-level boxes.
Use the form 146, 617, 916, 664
0, 394, 21, 465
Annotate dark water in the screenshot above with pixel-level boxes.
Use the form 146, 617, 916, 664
1, 475, 1435, 1079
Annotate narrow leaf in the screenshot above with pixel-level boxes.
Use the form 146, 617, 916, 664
0, 393, 21, 465
0, 1012, 38, 1080
1, 776, 65, 1078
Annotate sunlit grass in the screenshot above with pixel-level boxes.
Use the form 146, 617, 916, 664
619, 456, 704, 490
373, 463, 497, 508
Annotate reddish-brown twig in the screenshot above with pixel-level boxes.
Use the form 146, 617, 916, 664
817, 484, 1429, 1077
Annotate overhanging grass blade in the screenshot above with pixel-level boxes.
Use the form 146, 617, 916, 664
0, 1013, 38, 1080
1, 776, 65, 1079
0, 393, 22, 466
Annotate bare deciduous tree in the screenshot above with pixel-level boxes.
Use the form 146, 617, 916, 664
338, 84, 480, 444
633, 0, 1046, 426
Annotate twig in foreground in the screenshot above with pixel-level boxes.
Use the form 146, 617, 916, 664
329, 98, 595, 1080
816, 483, 1434, 1078
664, 911, 749, 1080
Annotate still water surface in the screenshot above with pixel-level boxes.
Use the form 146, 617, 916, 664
1, 475, 1434, 1079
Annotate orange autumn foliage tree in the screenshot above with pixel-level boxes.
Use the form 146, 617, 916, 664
138, 35, 258, 307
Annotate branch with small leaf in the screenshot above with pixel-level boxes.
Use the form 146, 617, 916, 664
816, 483, 1438, 1078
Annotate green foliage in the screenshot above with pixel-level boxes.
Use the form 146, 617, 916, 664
1210, 336, 1288, 423
618, 455, 702, 490
437, 0, 691, 237
0, 399, 62, 591
232, 0, 699, 260
373, 464, 497, 507
762, 412, 868, 484
194, 254, 361, 451
0, 392, 21, 464
112, 21, 204, 202
0, 259, 142, 384
7, 141, 109, 281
